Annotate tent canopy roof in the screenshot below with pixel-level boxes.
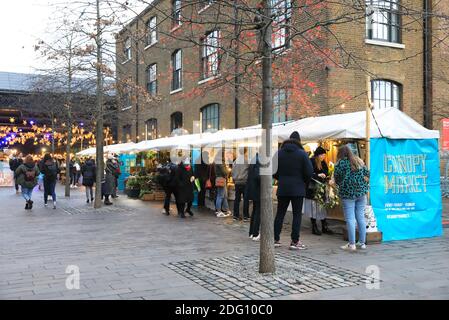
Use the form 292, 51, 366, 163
76, 108, 439, 156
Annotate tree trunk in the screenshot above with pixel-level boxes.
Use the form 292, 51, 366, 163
51, 112, 55, 155
65, 114, 72, 197
259, 0, 275, 274
94, 0, 104, 209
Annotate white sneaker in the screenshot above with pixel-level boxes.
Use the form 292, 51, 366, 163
223, 211, 232, 217
44, 203, 48, 207
249, 235, 253, 239
216, 212, 227, 218
53, 201, 56, 209
356, 242, 367, 250
252, 234, 260, 241
340, 243, 357, 251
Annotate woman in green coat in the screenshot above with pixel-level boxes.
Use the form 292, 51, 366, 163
15, 155, 40, 210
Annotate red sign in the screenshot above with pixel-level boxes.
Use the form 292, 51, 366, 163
443, 119, 449, 151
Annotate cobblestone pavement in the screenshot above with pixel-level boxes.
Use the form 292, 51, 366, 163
0, 185, 448, 300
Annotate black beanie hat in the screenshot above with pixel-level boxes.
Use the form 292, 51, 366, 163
289, 131, 300, 141
314, 146, 327, 156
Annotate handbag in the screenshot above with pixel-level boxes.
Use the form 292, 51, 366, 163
215, 177, 226, 187
205, 165, 212, 189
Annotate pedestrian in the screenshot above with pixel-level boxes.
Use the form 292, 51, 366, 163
112, 155, 120, 198
103, 155, 117, 205
232, 148, 250, 222
81, 158, 96, 203
175, 157, 195, 218
69, 159, 76, 188
247, 153, 261, 241
157, 161, 178, 215
334, 145, 370, 251
303, 146, 333, 235
40, 153, 60, 209
194, 151, 210, 208
74, 160, 81, 187
272, 131, 313, 250
15, 155, 40, 210
9, 153, 23, 194
214, 153, 232, 217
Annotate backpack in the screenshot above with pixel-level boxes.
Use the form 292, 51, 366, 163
45, 163, 58, 180
25, 167, 36, 182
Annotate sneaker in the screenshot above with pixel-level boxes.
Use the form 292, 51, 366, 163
216, 212, 227, 218
274, 240, 282, 248
252, 234, 260, 241
340, 243, 357, 251
29, 200, 33, 210
249, 234, 254, 239
87, 199, 90, 203
289, 241, 307, 250
356, 242, 367, 250
222, 211, 232, 217
25, 202, 30, 210
233, 217, 239, 221
53, 202, 56, 209
44, 202, 48, 207
243, 218, 250, 222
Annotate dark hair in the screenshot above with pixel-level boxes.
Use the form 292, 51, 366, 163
43, 153, 52, 162
25, 155, 34, 164
337, 145, 361, 171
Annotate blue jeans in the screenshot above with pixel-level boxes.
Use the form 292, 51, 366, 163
215, 186, 229, 211
342, 195, 367, 245
22, 187, 34, 202
44, 180, 57, 203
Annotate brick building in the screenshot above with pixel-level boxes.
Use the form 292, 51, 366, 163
116, 0, 449, 145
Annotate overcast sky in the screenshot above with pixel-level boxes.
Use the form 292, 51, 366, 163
0, 0, 54, 73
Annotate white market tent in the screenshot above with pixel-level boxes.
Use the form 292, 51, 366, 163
77, 108, 439, 156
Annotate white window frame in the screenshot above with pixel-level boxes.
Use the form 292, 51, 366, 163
146, 16, 157, 47
172, 49, 182, 91
202, 30, 220, 79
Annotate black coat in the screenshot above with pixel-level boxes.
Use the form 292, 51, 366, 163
175, 164, 194, 203
104, 160, 117, 195
305, 157, 329, 199
41, 159, 60, 183
273, 139, 313, 197
246, 156, 260, 201
81, 160, 96, 187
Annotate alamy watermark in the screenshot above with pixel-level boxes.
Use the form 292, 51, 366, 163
65, 265, 80, 290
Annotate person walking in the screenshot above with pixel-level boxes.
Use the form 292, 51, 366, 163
15, 155, 40, 210
112, 156, 120, 198
194, 151, 210, 208
214, 153, 231, 217
247, 153, 261, 241
9, 153, 23, 194
40, 153, 60, 209
273, 131, 313, 250
103, 155, 117, 205
158, 161, 178, 215
334, 145, 370, 251
304, 146, 333, 235
81, 158, 96, 203
232, 148, 250, 222
175, 157, 195, 218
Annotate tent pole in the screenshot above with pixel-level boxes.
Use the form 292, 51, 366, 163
366, 76, 372, 204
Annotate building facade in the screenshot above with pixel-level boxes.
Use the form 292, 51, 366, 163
116, 0, 449, 145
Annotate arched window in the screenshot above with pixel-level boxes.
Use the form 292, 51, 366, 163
146, 63, 157, 95
171, 49, 182, 90
201, 104, 219, 132
371, 79, 402, 109
171, 112, 183, 132
366, 0, 401, 43
145, 118, 158, 140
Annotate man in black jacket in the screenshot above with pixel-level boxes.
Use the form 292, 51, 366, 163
159, 162, 178, 215
272, 131, 313, 250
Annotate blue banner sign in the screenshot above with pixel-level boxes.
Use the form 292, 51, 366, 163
370, 138, 443, 241
118, 154, 136, 191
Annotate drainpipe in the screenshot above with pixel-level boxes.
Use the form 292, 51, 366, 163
135, 20, 140, 142
423, 0, 433, 129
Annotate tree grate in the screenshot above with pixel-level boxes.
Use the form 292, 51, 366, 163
166, 252, 378, 299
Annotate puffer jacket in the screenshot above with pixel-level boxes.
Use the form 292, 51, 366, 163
232, 155, 249, 185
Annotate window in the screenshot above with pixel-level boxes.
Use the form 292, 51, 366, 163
273, 88, 289, 123
145, 118, 158, 140
201, 30, 220, 79
146, 16, 157, 46
171, 49, 182, 90
371, 80, 401, 109
271, 0, 292, 51
124, 37, 132, 61
122, 84, 132, 110
201, 104, 220, 132
171, 112, 183, 131
122, 125, 132, 142
366, 0, 400, 43
172, 0, 182, 27
146, 64, 157, 95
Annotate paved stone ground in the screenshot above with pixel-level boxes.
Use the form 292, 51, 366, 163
1, 185, 448, 300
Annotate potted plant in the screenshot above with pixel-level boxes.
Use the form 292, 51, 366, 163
125, 176, 141, 198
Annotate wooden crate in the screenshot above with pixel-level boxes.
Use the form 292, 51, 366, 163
141, 193, 155, 201
154, 191, 166, 201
